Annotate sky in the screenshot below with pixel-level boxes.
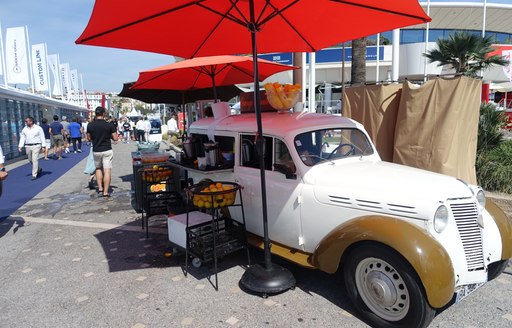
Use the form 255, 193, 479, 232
0, 1, 174, 93
2, 0, 512, 94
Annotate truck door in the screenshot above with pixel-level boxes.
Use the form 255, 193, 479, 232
234, 134, 303, 249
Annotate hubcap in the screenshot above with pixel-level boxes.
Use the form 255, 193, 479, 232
355, 257, 410, 321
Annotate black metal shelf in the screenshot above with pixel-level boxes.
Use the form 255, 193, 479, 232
184, 182, 250, 290
140, 164, 181, 238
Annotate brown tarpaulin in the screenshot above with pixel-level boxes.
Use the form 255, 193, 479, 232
343, 76, 481, 184
343, 83, 402, 162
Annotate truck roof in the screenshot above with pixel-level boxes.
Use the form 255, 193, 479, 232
189, 112, 360, 137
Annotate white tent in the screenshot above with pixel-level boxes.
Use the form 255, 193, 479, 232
126, 108, 142, 117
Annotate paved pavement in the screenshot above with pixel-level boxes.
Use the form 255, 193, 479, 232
0, 141, 511, 328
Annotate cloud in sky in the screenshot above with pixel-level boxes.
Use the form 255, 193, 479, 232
0, 1, 174, 93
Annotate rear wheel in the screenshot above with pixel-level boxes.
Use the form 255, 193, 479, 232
343, 243, 436, 328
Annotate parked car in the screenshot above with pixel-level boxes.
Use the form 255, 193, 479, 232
186, 111, 512, 328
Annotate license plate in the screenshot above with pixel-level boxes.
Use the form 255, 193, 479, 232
455, 282, 485, 303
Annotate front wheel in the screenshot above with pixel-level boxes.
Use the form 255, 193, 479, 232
343, 243, 436, 328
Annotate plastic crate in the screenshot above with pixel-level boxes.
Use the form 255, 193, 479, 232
137, 141, 160, 151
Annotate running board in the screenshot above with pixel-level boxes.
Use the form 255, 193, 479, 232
246, 233, 315, 269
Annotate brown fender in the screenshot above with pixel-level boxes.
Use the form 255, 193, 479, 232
311, 215, 455, 308
486, 199, 512, 260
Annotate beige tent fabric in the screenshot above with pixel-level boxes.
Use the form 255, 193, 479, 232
393, 76, 481, 184
342, 84, 402, 162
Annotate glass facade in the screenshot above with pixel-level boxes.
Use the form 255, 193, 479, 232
397, 29, 512, 45
0, 90, 88, 162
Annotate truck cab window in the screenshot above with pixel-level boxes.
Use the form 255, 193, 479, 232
240, 134, 272, 170
274, 139, 296, 174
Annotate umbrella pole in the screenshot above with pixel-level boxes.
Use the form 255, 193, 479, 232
239, 0, 295, 296
210, 74, 218, 103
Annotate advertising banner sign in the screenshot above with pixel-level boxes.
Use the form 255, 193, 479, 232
5, 26, 29, 84
60, 62, 71, 96
70, 69, 78, 94
31, 43, 49, 92
48, 54, 62, 96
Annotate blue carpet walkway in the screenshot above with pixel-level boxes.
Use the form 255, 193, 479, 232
0, 145, 90, 220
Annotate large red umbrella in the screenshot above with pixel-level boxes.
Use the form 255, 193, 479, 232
76, 1, 430, 58
76, 0, 430, 296
131, 55, 297, 102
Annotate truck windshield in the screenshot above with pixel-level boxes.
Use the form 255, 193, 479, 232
294, 128, 374, 166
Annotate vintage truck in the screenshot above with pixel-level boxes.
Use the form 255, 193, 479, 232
184, 110, 512, 328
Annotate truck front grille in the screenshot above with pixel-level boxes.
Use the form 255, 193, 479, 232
450, 202, 484, 270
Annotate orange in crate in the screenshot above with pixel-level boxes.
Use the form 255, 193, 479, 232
188, 181, 238, 209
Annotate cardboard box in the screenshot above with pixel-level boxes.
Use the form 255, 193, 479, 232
167, 211, 212, 248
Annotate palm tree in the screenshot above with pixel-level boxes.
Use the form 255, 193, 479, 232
425, 31, 508, 77
351, 37, 367, 85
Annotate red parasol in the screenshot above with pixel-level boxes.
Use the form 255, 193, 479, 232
76, 0, 430, 299
131, 55, 297, 102
76, 0, 430, 58
119, 82, 243, 104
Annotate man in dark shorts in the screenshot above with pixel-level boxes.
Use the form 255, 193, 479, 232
49, 115, 64, 160
86, 107, 118, 197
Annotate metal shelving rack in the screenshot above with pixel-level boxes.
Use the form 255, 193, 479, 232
184, 181, 250, 290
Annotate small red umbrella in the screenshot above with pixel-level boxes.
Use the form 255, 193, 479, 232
131, 55, 297, 102
76, 0, 430, 297
119, 82, 242, 104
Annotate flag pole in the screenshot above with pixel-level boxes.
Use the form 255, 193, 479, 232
44, 43, 51, 97
0, 22, 7, 87
80, 73, 85, 108
25, 25, 35, 93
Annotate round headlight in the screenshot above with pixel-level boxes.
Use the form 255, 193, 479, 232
434, 205, 449, 233
476, 190, 486, 209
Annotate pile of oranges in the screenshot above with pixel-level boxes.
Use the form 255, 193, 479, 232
150, 183, 166, 192
264, 82, 301, 110
191, 182, 236, 209
141, 165, 173, 183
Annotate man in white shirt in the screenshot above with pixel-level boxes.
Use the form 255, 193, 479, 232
167, 113, 179, 134
143, 116, 151, 142
167, 113, 179, 146
18, 116, 46, 180
0, 144, 7, 197
135, 117, 146, 142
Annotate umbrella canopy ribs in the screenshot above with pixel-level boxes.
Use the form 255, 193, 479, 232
76, 0, 430, 58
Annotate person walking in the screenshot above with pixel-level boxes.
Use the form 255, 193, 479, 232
143, 116, 151, 142
82, 118, 90, 145
18, 116, 46, 180
167, 112, 179, 146
122, 119, 131, 143
61, 116, 70, 153
0, 145, 8, 197
86, 107, 118, 198
40, 118, 52, 160
68, 118, 83, 153
49, 115, 64, 160
135, 117, 145, 142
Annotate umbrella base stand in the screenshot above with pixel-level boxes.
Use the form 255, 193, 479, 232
240, 262, 295, 296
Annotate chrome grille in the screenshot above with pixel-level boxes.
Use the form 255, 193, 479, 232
450, 202, 484, 270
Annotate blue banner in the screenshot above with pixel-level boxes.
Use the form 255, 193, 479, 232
258, 46, 384, 65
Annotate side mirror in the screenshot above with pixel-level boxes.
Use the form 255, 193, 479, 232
273, 163, 297, 180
